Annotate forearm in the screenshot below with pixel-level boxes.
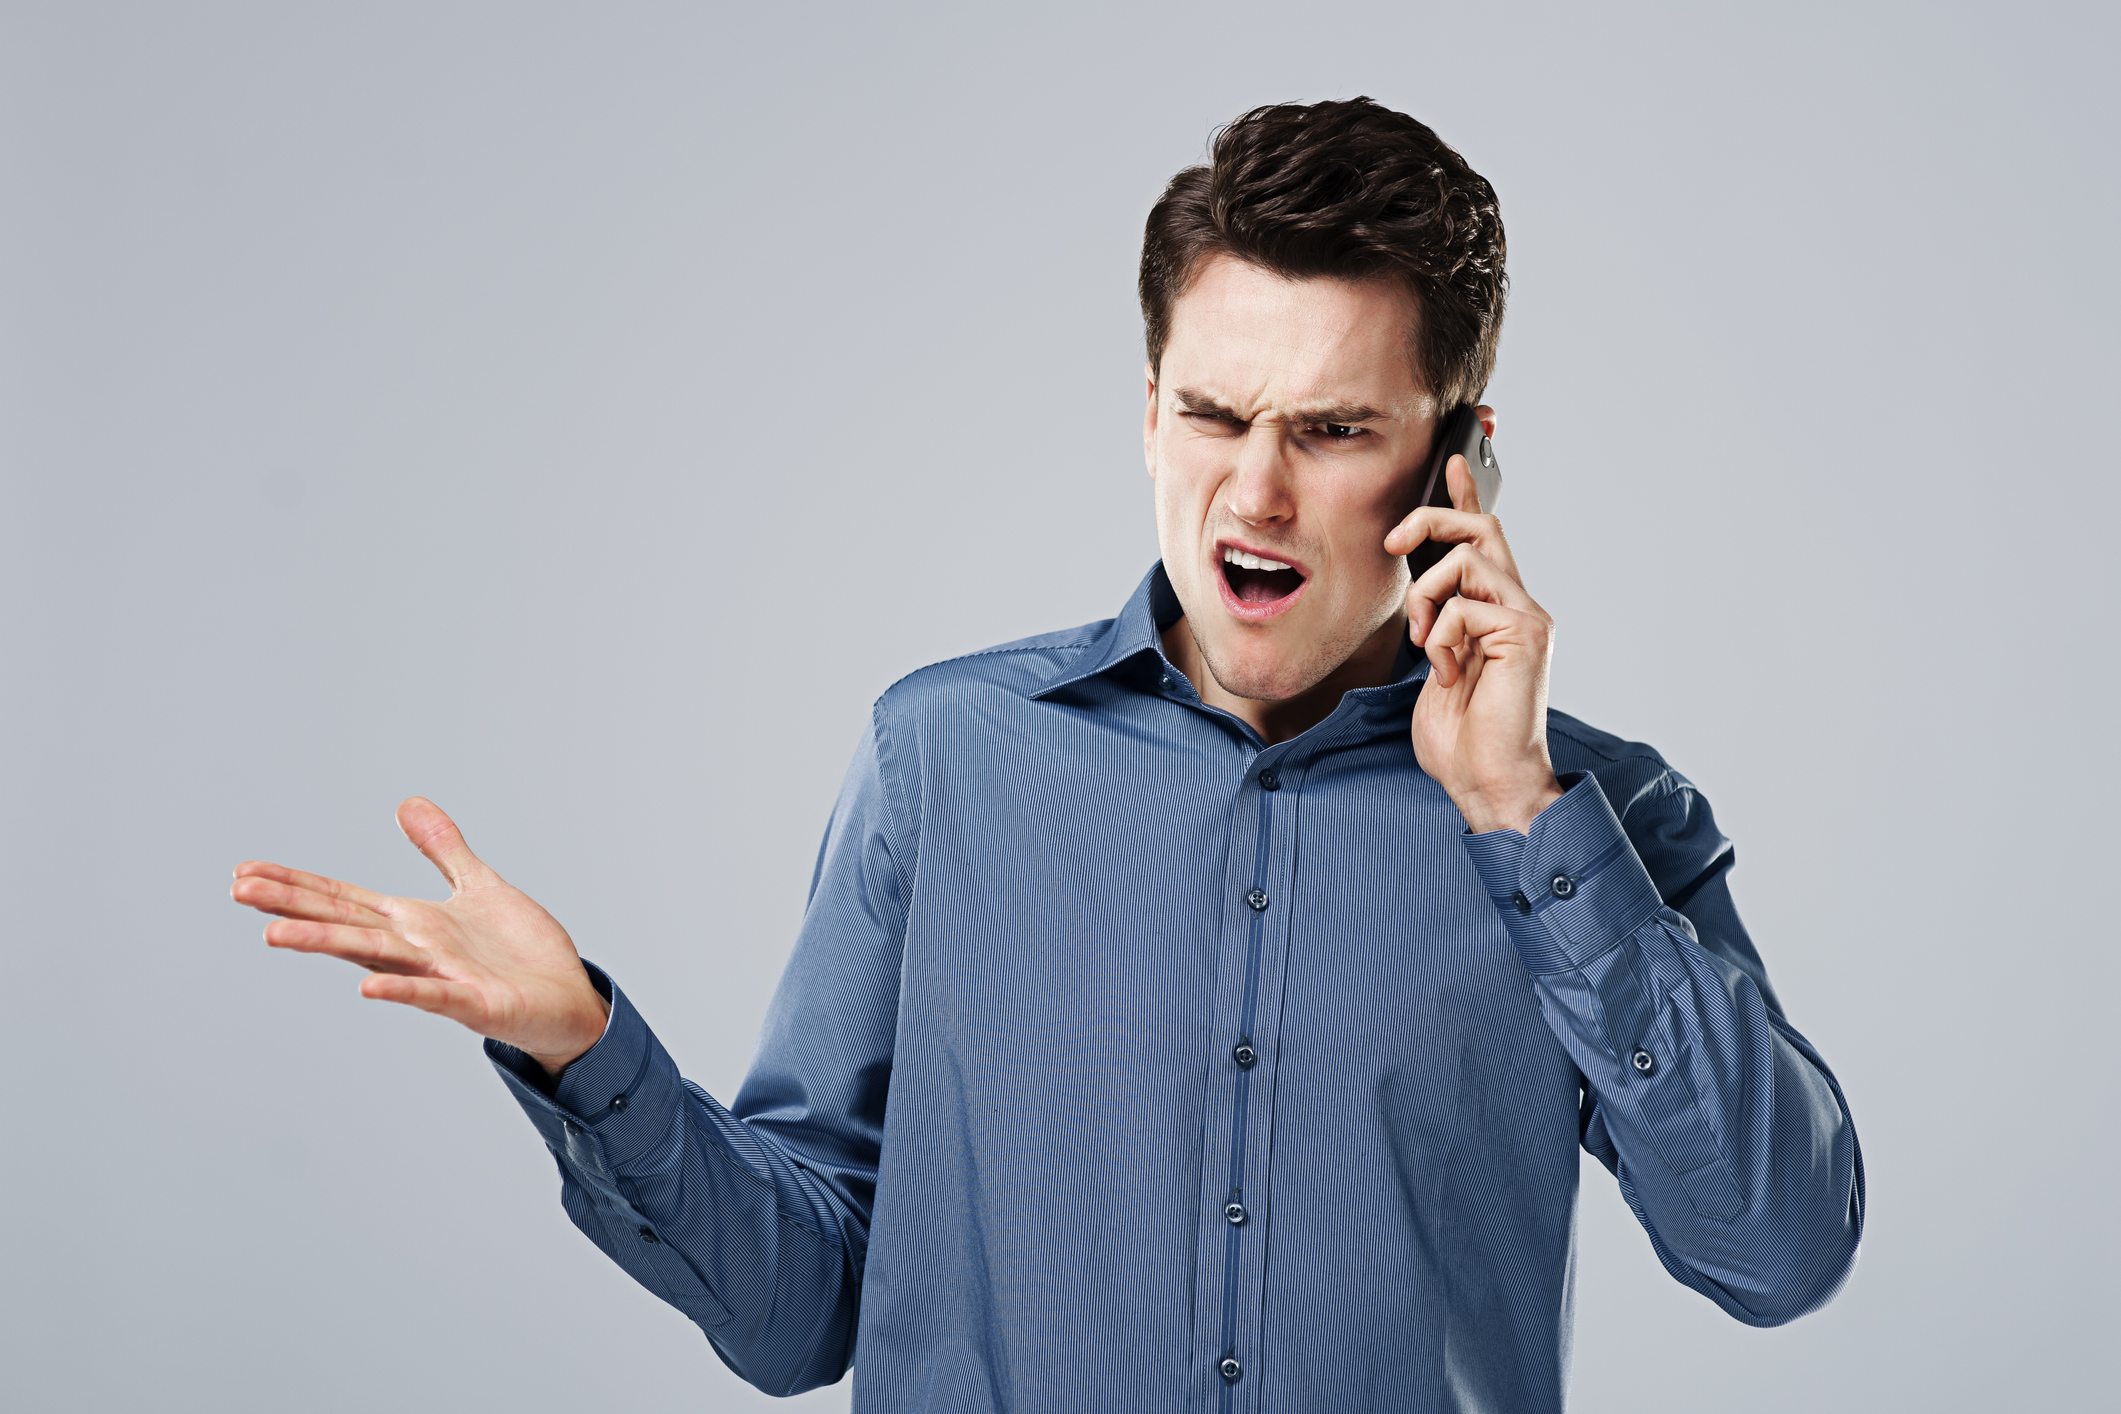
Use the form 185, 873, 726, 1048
1537, 911, 1861, 1322
1464, 773, 1863, 1323
489, 966, 865, 1396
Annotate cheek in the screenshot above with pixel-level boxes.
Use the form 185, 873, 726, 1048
1152, 437, 1219, 518
1150, 441, 1210, 566
1317, 487, 1410, 601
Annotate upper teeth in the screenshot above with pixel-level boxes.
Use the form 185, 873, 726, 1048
1224, 547, 1292, 572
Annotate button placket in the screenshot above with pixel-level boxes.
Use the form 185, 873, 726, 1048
1196, 750, 1301, 1414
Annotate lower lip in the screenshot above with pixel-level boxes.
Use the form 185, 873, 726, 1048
1215, 562, 1309, 622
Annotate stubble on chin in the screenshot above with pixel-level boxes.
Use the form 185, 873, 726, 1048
1184, 567, 1411, 704
1186, 614, 1367, 704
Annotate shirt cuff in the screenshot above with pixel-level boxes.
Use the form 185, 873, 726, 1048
1461, 771, 1664, 974
485, 962, 686, 1171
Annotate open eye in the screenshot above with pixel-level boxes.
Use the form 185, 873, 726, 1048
1319, 423, 1365, 440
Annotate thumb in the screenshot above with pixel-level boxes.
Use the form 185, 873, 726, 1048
1445, 453, 1484, 514
396, 797, 497, 892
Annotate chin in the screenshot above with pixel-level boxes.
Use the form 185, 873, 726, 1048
1195, 634, 1337, 704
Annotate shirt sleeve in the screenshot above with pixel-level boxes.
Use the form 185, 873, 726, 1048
1461, 770, 1864, 1325
485, 711, 910, 1396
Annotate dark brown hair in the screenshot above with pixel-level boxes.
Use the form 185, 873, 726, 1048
1139, 97, 1507, 411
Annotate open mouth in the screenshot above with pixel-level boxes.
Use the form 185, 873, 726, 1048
1219, 544, 1307, 614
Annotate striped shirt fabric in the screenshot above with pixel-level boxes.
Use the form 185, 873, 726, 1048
488, 564, 1863, 1413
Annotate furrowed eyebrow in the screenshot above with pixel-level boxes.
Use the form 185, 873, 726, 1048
1287, 402, 1385, 424
1172, 388, 1243, 418
1169, 388, 1385, 425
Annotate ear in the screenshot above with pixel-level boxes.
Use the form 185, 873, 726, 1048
1143, 364, 1160, 479
1474, 404, 1497, 440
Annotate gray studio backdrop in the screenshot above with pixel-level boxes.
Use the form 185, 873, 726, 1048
3, 3, 2114, 1411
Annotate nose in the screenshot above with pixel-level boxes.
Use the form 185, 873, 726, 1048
1224, 423, 1296, 527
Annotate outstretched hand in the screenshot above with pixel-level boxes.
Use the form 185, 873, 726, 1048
1383, 436, 1565, 835
232, 797, 609, 1076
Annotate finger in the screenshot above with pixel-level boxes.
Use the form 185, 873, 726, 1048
1424, 595, 1551, 669
1407, 544, 1541, 644
232, 860, 392, 913
397, 797, 498, 892
1446, 453, 1483, 514
263, 918, 439, 974
359, 972, 484, 1026
1425, 634, 1486, 690
232, 873, 393, 927
1382, 505, 1522, 585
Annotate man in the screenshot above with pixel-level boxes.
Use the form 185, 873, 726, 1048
233, 98, 1862, 1411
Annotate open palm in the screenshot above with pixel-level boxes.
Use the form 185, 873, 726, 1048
232, 797, 609, 1073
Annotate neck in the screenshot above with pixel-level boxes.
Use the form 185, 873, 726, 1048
1160, 611, 1409, 746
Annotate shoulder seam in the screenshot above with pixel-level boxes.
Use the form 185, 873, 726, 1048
1549, 718, 1669, 769
875, 636, 1102, 701
1549, 718, 1690, 828
868, 697, 917, 927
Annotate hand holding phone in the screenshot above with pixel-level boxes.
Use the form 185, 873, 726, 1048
1403, 405, 1501, 582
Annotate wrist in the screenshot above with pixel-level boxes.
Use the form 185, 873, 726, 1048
526, 985, 612, 1079
1455, 775, 1565, 835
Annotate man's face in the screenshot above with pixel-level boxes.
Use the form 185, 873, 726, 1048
1145, 255, 1437, 703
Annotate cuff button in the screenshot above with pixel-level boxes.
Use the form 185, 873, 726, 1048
1511, 890, 1530, 914
1550, 874, 1575, 899
1631, 1048, 1655, 1075
610, 1094, 629, 1113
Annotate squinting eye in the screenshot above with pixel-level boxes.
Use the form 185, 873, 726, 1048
1322, 424, 1363, 439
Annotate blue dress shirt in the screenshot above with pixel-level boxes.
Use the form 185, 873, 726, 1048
488, 565, 1863, 1413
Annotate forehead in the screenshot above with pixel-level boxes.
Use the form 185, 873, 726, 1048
1162, 254, 1427, 415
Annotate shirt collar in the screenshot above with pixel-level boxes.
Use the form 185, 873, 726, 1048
1032, 563, 1431, 730
1029, 563, 1183, 700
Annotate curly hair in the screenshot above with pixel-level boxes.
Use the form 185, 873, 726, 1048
1139, 98, 1507, 412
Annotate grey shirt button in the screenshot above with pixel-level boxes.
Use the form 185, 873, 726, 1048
1224, 1201, 1248, 1225
1219, 1357, 1242, 1383
1551, 874, 1575, 899
610, 1094, 629, 1113
1258, 767, 1280, 791
1632, 1048, 1655, 1075
1511, 890, 1530, 914
1233, 1041, 1257, 1069
1246, 888, 1269, 912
